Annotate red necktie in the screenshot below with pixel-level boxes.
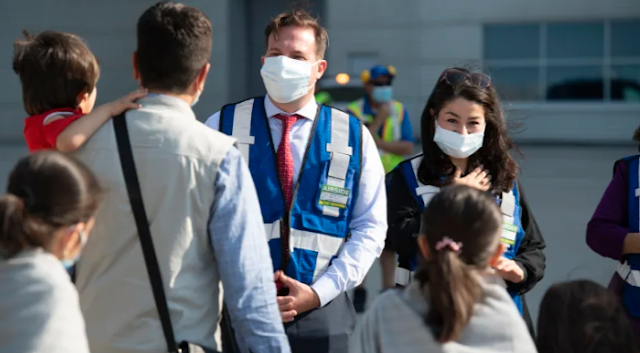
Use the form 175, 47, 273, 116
275, 114, 300, 210
275, 113, 299, 294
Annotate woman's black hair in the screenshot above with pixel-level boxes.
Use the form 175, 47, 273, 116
537, 280, 638, 353
418, 67, 519, 192
634, 123, 640, 152
415, 184, 503, 342
0, 151, 102, 257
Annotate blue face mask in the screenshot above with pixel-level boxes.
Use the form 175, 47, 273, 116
61, 258, 78, 271
62, 229, 87, 271
372, 86, 393, 103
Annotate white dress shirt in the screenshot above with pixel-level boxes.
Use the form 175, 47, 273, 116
205, 95, 388, 306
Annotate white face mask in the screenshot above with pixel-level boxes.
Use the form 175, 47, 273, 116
260, 56, 316, 104
433, 121, 485, 158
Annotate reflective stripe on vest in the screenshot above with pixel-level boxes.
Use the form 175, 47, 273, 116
411, 156, 439, 206
265, 220, 346, 282
229, 99, 256, 163
348, 99, 403, 142
220, 97, 362, 285
618, 155, 640, 318
324, 109, 354, 217
395, 267, 413, 286
382, 102, 403, 142
617, 261, 640, 287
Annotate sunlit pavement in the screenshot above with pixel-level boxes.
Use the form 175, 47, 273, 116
1, 143, 636, 325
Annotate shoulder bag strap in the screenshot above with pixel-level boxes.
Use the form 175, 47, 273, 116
113, 114, 179, 353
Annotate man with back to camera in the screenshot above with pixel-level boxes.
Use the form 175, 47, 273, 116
73, 2, 290, 353
346, 64, 415, 311
205, 9, 388, 353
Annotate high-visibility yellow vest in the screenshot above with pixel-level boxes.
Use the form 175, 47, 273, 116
347, 98, 406, 173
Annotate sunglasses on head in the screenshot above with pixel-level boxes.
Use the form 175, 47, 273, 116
440, 69, 491, 88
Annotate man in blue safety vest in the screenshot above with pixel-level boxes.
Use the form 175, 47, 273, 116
205, 9, 387, 353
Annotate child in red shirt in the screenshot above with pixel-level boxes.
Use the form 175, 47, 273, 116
13, 30, 146, 153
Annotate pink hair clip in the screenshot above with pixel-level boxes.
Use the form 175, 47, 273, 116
435, 236, 463, 253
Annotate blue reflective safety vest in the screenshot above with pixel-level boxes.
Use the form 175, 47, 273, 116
615, 155, 640, 318
395, 154, 525, 314
219, 97, 363, 285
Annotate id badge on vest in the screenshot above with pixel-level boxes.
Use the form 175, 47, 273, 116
501, 222, 518, 253
318, 184, 351, 209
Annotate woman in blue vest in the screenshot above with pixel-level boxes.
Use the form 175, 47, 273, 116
587, 124, 640, 337
385, 67, 546, 334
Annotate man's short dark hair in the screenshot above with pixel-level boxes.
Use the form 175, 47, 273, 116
12, 30, 100, 116
265, 9, 329, 59
136, 2, 212, 93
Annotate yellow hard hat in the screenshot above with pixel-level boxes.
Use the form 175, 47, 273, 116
361, 65, 396, 83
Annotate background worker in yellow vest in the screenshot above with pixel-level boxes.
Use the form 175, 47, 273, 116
347, 65, 414, 313
347, 65, 414, 173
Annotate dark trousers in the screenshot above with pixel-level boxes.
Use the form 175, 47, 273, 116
285, 292, 357, 353
221, 292, 356, 353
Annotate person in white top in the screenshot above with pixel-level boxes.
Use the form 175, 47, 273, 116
0, 151, 101, 353
205, 8, 387, 353
350, 185, 537, 353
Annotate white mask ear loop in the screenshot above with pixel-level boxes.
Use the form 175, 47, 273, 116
66, 224, 87, 250
310, 60, 323, 90
61, 224, 87, 270
78, 228, 87, 247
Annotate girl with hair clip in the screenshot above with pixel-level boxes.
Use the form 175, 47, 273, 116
383, 67, 546, 333
537, 280, 637, 353
350, 185, 537, 353
0, 151, 102, 353
587, 124, 640, 336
